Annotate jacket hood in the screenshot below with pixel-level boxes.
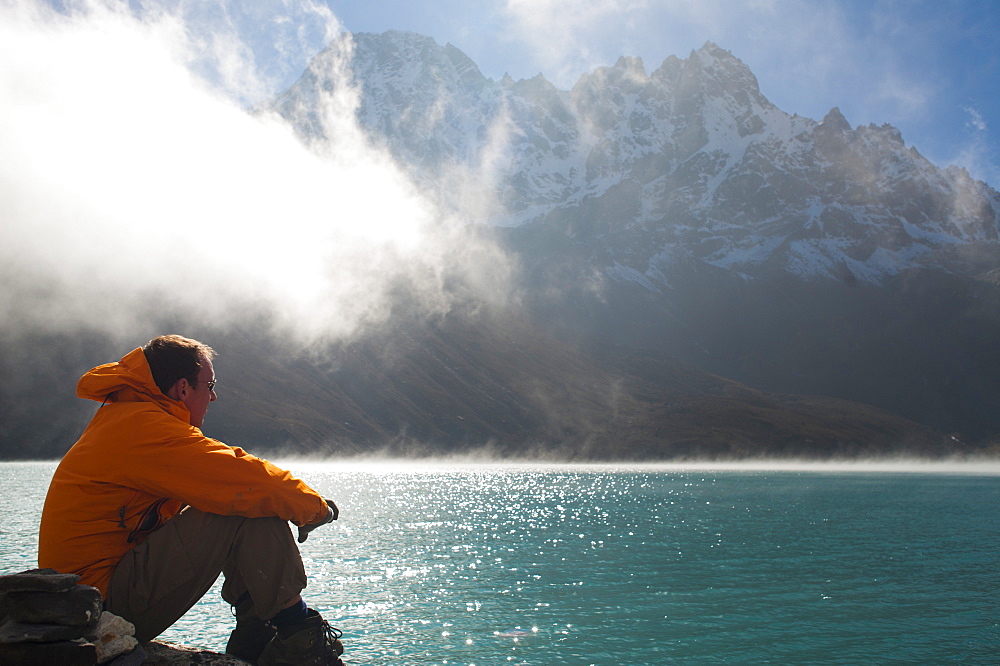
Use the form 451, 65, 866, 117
77, 347, 191, 422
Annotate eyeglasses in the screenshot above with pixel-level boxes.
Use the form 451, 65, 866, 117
193, 379, 217, 391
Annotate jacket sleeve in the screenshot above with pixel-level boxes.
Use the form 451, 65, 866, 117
103, 408, 329, 526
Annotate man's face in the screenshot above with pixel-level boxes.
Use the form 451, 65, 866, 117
182, 356, 217, 428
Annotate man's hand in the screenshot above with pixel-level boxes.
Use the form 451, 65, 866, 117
297, 498, 339, 543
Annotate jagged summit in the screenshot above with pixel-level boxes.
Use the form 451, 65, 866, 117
351, 30, 487, 93
610, 55, 647, 76
686, 41, 756, 78
820, 107, 852, 132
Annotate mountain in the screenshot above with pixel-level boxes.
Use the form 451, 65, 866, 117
277, 33, 998, 284
271, 31, 1000, 446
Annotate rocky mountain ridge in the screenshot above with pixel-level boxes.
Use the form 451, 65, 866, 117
276, 32, 1000, 287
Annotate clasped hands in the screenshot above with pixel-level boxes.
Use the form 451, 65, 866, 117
297, 498, 339, 543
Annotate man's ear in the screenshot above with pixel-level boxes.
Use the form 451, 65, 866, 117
166, 378, 189, 401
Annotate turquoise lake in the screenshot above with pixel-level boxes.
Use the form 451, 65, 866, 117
2, 460, 998, 664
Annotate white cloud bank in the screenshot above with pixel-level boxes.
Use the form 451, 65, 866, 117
0, 1, 511, 346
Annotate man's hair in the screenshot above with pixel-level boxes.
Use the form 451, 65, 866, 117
142, 335, 215, 396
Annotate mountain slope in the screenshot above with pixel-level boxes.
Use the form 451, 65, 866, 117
128, 311, 967, 460
0, 309, 959, 460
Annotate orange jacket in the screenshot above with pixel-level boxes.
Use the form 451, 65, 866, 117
38, 347, 328, 596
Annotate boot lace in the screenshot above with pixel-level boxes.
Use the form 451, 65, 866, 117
321, 618, 345, 657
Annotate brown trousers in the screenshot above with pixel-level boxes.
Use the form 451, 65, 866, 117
104, 507, 307, 642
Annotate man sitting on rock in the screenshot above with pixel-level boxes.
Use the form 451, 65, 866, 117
38, 334, 345, 666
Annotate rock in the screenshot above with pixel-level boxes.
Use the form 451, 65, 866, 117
106, 643, 147, 665
142, 640, 251, 664
0, 637, 98, 664
0, 618, 95, 643
93, 611, 138, 663
0, 569, 249, 664
1, 584, 103, 626
0, 568, 81, 593
0, 568, 105, 664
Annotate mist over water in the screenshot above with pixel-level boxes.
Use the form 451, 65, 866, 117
0, 1, 512, 348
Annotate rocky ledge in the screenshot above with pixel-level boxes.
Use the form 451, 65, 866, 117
143, 641, 247, 665
0, 569, 243, 665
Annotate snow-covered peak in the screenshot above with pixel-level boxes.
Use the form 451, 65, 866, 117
351, 31, 487, 91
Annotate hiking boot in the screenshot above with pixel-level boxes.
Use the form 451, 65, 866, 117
225, 595, 277, 664
258, 608, 344, 666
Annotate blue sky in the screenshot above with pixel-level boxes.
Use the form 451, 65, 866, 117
316, 0, 999, 187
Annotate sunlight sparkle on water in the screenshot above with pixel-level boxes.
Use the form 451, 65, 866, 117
2, 461, 997, 663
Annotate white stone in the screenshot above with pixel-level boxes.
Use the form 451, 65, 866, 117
92, 611, 138, 664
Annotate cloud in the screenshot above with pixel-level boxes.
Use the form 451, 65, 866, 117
948, 117, 999, 187
0, 1, 512, 347
964, 106, 988, 132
